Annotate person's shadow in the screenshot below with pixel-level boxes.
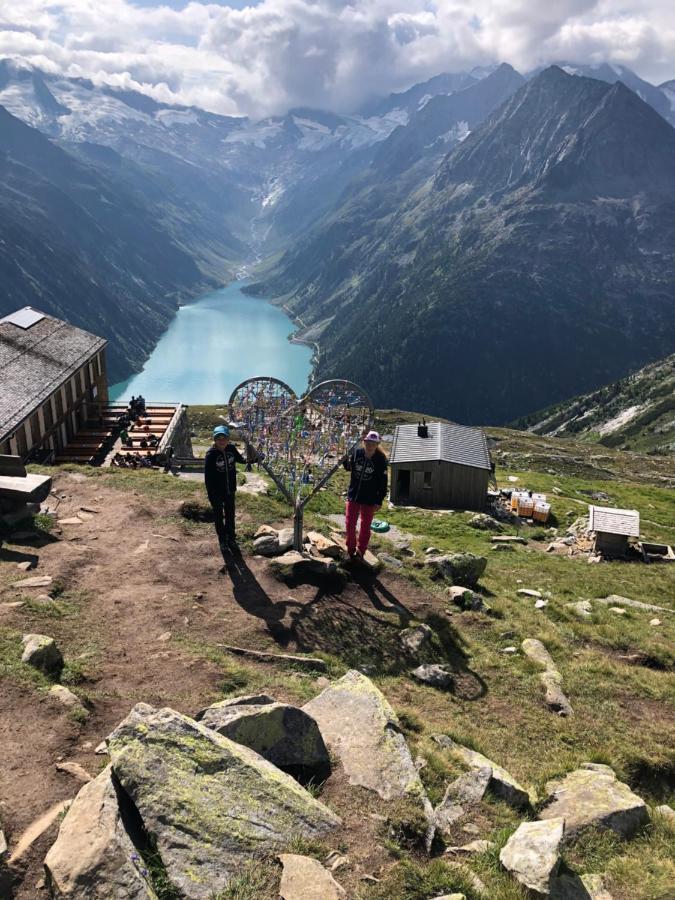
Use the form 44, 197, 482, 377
223, 553, 303, 646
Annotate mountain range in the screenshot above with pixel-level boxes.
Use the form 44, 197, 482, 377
1, 56, 675, 420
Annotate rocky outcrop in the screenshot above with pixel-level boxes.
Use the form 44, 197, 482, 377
500, 818, 565, 895
44, 766, 155, 899
196, 698, 330, 781
522, 639, 573, 717
278, 853, 345, 899
303, 671, 434, 845
432, 735, 531, 809
426, 553, 487, 587
107, 704, 339, 899
21, 633, 63, 676
538, 763, 648, 838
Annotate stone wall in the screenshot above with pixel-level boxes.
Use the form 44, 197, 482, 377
160, 406, 193, 458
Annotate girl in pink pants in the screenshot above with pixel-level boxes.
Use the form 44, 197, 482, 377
343, 431, 388, 558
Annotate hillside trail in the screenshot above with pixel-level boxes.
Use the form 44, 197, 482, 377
0, 470, 441, 897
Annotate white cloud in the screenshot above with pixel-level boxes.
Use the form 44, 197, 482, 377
0, 1, 674, 117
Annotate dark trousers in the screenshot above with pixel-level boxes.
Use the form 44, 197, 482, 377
209, 493, 236, 543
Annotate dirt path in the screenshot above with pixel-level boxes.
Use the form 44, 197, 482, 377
0, 471, 443, 897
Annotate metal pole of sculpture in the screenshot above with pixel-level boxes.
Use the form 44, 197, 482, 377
229, 377, 374, 551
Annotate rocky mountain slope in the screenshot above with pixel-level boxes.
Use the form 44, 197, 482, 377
0, 105, 219, 380
515, 353, 675, 453
252, 67, 675, 425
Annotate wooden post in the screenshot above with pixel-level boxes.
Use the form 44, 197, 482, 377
293, 503, 304, 552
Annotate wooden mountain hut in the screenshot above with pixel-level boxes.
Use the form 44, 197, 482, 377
389, 421, 491, 510
589, 505, 640, 557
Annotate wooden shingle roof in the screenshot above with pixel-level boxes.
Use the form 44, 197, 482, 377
0, 307, 106, 440
589, 505, 640, 537
389, 422, 491, 470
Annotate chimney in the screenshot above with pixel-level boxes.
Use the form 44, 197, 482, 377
417, 419, 429, 439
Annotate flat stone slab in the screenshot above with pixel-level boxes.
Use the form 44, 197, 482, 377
11, 575, 53, 589
433, 735, 531, 809
538, 763, 648, 838
44, 766, 154, 899
500, 817, 565, 895
278, 853, 345, 899
0, 472, 52, 504
434, 767, 491, 837
107, 704, 340, 899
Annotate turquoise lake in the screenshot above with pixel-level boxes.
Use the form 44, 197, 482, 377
110, 282, 313, 404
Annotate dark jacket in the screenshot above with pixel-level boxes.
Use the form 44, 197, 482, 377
343, 448, 388, 506
204, 443, 246, 499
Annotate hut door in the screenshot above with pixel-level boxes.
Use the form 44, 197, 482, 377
397, 469, 410, 499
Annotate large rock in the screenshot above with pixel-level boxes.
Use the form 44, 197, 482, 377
252, 534, 281, 556
107, 704, 339, 899
196, 699, 330, 781
44, 766, 155, 899
412, 664, 453, 690
432, 735, 530, 809
538, 764, 648, 838
551, 872, 614, 899
305, 531, 343, 559
426, 553, 487, 587
500, 818, 565, 895
278, 853, 345, 899
21, 633, 63, 676
303, 671, 433, 839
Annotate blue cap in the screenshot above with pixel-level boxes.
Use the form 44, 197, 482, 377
213, 425, 230, 438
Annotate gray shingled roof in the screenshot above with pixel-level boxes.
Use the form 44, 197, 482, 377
0, 307, 106, 440
589, 505, 640, 537
390, 422, 491, 470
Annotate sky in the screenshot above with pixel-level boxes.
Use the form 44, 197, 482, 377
1, 1, 674, 118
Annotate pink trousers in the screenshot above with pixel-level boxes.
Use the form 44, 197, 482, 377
345, 500, 377, 555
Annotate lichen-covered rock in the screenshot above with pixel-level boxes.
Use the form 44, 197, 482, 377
44, 766, 156, 899
21, 633, 63, 676
469, 514, 502, 531
197, 699, 330, 781
49, 685, 88, 717
107, 704, 339, 899
278, 853, 345, 899
195, 694, 275, 718
252, 534, 280, 556
539, 764, 648, 838
303, 671, 434, 845
426, 553, 487, 587
433, 735, 530, 809
500, 818, 564, 895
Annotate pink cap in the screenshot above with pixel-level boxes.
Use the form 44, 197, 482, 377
364, 430, 380, 442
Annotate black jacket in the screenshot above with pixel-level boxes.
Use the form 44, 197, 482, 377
204, 443, 246, 499
343, 448, 388, 506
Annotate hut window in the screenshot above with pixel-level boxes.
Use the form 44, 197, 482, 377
423, 471, 432, 488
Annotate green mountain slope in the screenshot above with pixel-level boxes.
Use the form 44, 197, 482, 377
514, 353, 675, 453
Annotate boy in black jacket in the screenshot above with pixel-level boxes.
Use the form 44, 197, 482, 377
204, 425, 246, 554
343, 430, 388, 558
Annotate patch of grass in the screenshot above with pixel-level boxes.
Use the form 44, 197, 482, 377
357, 858, 479, 900
283, 836, 332, 859
213, 859, 279, 900
32, 512, 55, 533
383, 800, 433, 854
398, 709, 424, 734
0, 626, 50, 691
604, 815, 675, 900
137, 835, 182, 900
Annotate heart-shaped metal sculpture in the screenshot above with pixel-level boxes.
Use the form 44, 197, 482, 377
229, 376, 374, 549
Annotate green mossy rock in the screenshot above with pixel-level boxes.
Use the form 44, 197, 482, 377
198, 700, 330, 782
107, 704, 340, 900
539, 763, 648, 838
425, 553, 487, 587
